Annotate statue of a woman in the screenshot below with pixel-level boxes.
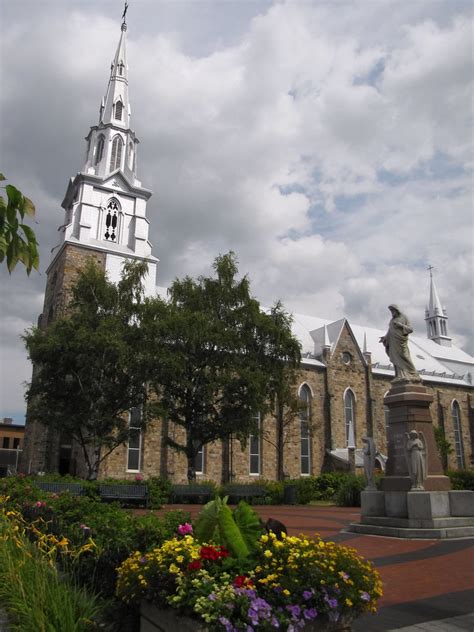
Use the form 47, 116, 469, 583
362, 436, 376, 490
404, 430, 427, 490
380, 305, 421, 382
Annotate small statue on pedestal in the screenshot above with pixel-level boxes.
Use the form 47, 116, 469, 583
362, 435, 377, 491
404, 430, 427, 490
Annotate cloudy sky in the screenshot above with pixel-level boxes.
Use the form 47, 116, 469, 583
1, 0, 473, 423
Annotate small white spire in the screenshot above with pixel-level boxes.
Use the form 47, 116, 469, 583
425, 266, 451, 347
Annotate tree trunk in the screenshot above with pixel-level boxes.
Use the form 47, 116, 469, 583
221, 436, 230, 485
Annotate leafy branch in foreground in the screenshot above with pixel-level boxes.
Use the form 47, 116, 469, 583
0, 173, 39, 274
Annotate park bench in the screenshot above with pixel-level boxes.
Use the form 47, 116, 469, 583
35, 481, 85, 496
170, 484, 214, 504
223, 484, 267, 504
98, 484, 148, 507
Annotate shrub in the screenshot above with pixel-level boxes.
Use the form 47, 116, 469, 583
335, 475, 365, 507
148, 476, 173, 508
313, 472, 348, 500
262, 480, 284, 504
448, 469, 474, 491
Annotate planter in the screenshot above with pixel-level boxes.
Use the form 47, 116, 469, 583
140, 602, 354, 632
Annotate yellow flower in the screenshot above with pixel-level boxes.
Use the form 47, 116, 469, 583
282, 589, 290, 596
169, 564, 180, 574
264, 550, 272, 558
176, 555, 184, 564
346, 599, 353, 607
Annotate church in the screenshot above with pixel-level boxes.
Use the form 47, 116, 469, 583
21, 18, 474, 483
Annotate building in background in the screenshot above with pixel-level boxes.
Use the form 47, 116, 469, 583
21, 18, 474, 482
0, 418, 24, 477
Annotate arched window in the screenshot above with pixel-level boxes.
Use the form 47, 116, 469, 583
451, 401, 465, 469
299, 384, 311, 475
344, 389, 356, 446
128, 142, 134, 170
114, 100, 123, 121
95, 134, 105, 165
109, 135, 123, 171
103, 198, 120, 242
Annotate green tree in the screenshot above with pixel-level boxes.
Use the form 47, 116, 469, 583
144, 252, 301, 482
0, 174, 39, 274
24, 259, 151, 479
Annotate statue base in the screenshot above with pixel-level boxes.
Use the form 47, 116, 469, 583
347, 490, 474, 539
381, 382, 450, 491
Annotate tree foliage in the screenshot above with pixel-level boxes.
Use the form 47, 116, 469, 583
0, 173, 39, 274
24, 260, 151, 479
143, 252, 301, 480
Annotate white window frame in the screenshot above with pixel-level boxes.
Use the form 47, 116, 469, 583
127, 407, 142, 473
299, 384, 312, 476
344, 388, 356, 446
249, 413, 261, 476
194, 444, 205, 475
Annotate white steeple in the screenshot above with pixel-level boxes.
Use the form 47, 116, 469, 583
51, 11, 158, 297
425, 267, 451, 347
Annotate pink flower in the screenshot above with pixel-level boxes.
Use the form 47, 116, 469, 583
177, 522, 193, 536
135, 473, 143, 482
79, 524, 90, 530
35, 501, 45, 508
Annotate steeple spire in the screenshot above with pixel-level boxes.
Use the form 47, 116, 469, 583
54, 10, 157, 293
100, 19, 130, 129
425, 266, 451, 346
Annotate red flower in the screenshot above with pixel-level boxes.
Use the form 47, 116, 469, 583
187, 560, 202, 571
233, 575, 253, 588
199, 545, 230, 561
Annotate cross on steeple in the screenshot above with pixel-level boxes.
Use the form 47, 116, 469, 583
427, 264, 434, 278
122, 2, 129, 29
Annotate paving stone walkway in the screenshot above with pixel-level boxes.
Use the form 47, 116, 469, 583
151, 504, 474, 631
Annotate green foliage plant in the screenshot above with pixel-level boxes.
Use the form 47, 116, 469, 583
0, 512, 101, 631
194, 497, 263, 557
434, 425, 453, 471
0, 173, 39, 274
448, 469, 474, 490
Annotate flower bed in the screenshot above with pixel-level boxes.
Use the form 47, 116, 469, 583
117, 500, 382, 631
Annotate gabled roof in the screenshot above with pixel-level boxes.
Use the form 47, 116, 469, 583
289, 311, 473, 386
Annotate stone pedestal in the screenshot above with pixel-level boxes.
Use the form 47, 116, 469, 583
348, 382, 474, 538
381, 383, 450, 491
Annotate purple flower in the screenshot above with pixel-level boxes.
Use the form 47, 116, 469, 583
361, 591, 371, 602
302, 590, 313, 601
140, 556, 147, 565
326, 597, 338, 609
286, 604, 301, 620
208, 593, 217, 601
218, 616, 236, 632
303, 608, 318, 620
